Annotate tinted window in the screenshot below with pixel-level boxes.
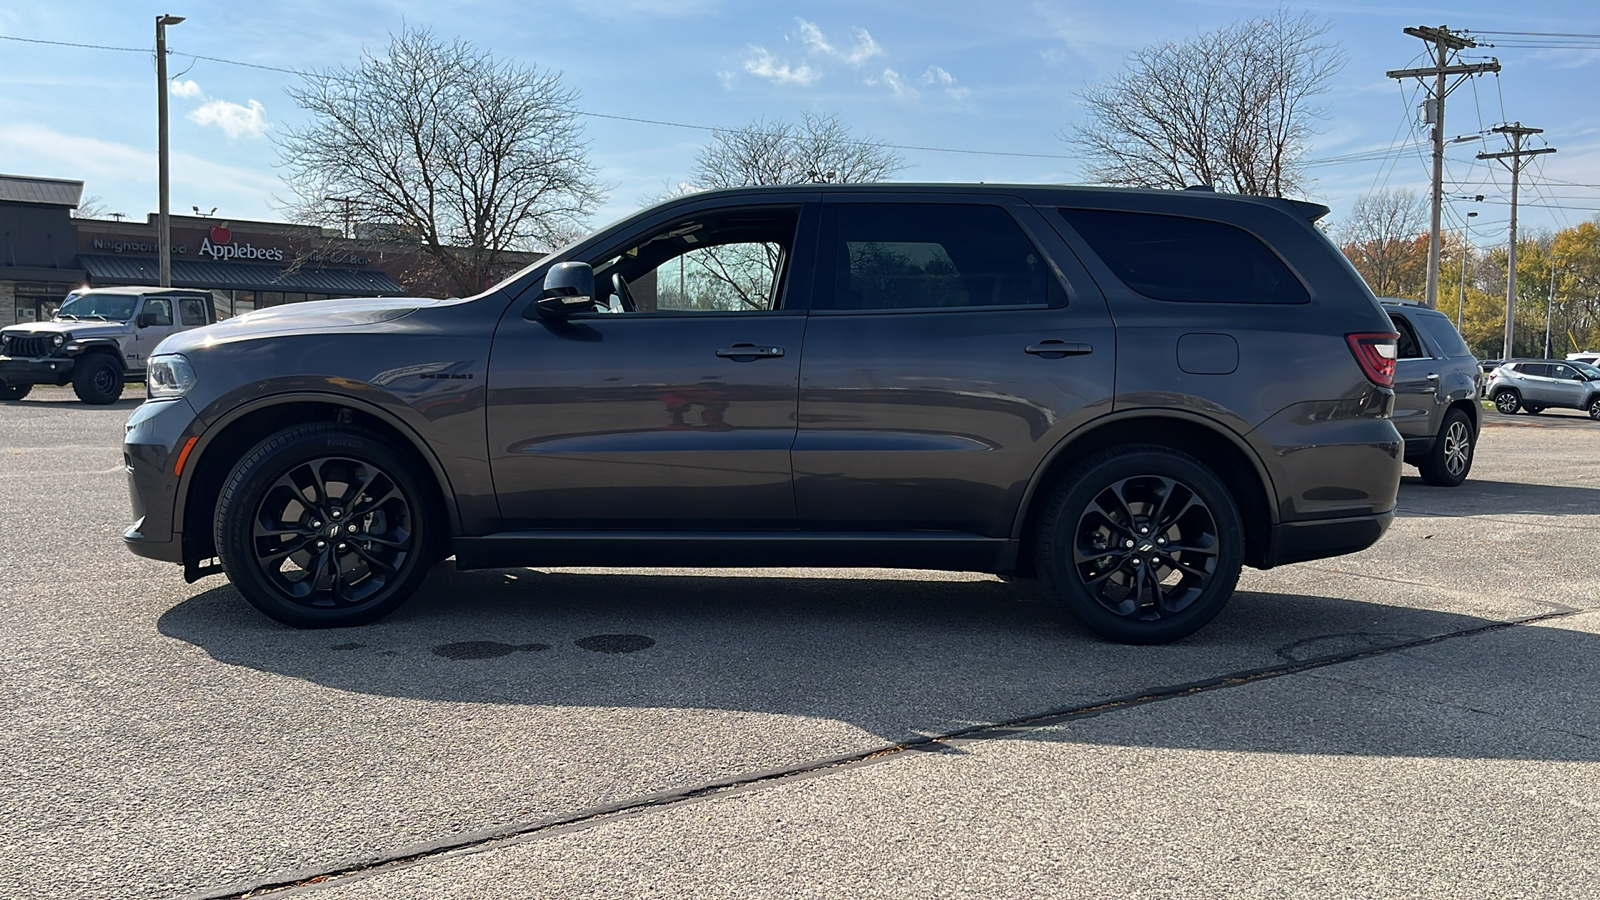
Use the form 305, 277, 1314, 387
1389, 314, 1427, 359
1413, 312, 1472, 358
816, 203, 1051, 310
1520, 364, 1551, 377
143, 298, 173, 326
1550, 364, 1580, 380
1058, 209, 1309, 304
178, 297, 208, 326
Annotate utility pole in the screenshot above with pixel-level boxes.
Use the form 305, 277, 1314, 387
1458, 210, 1477, 332
1478, 123, 1555, 362
155, 13, 185, 288
1387, 26, 1499, 310
327, 196, 360, 240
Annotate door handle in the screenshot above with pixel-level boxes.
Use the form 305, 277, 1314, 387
716, 343, 785, 359
1025, 340, 1092, 358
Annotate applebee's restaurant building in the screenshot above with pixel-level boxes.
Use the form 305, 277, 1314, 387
2, 172, 415, 327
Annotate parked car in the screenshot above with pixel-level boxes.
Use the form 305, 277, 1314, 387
1486, 359, 1600, 419
1380, 300, 1481, 486
0, 286, 217, 403
122, 184, 1404, 644
1566, 351, 1599, 366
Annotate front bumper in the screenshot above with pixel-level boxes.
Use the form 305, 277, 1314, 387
123, 397, 203, 564
0, 355, 76, 387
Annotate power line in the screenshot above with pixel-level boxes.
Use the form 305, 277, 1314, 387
0, 33, 144, 53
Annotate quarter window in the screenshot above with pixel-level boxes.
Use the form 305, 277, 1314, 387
178, 298, 209, 326
1058, 208, 1310, 304
816, 203, 1053, 310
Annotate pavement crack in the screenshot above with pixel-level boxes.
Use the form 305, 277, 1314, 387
193, 607, 1584, 900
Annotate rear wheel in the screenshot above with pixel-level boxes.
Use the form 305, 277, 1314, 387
1492, 389, 1521, 415
0, 381, 31, 401
1524, 405, 1544, 414
1589, 396, 1600, 421
1034, 445, 1243, 645
71, 353, 123, 404
214, 424, 437, 628
1416, 408, 1475, 487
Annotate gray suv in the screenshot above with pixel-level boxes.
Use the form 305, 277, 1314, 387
123, 184, 1404, 644
1382, 300, 1481, 486
1487, 359, 1600, 419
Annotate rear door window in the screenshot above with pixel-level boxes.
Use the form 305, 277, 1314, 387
1389, 313, 1428, 359
178, 297, 209, 326
815, 203, 1054, 310
1057, 208, 1309, 304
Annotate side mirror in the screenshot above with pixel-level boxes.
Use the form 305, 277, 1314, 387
136, 312, 157, 328
530, 261, 596, 320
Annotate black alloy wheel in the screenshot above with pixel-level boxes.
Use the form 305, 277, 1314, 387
215, 424, 436, 628
1492, 390, 1521, 415
1417, 408, 1475, 487
72, 354, 124, 404
1035, 445, 1243, 644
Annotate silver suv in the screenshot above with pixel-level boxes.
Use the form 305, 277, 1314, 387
1486, 359, 1600, 419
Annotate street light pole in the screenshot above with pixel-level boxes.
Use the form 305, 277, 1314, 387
1458, 210, 1478, 333
1546, 257, 1558, 360
156, 13, 185, 289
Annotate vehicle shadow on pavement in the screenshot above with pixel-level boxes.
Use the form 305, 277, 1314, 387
1396, 477, 1600, 517
155, 567, 1600, 762
4, 396, 145, 410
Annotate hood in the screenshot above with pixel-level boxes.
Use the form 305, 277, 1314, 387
1, 319, 130, 339
160, 295, 449, 353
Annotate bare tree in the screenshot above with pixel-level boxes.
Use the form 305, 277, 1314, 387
690, 112, 907, 189
278, 28, 604, 296
1337, 188, 1429, 297
1068, 8, 1345, 197
72, 195, 108, 219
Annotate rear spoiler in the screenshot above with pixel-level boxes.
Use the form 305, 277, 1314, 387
1282, 199, 1330, 223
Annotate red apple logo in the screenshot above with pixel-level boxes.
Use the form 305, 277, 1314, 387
210, 224, 232, 244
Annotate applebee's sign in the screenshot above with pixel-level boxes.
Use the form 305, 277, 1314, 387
198, 224, 284, 262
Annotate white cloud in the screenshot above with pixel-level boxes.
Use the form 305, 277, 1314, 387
169, 79, 202, 98
796, 18, 883, 66
920, 66, 956, 87
871, 68, 918, 100
187, 98, 270, 140
742, 47, 819, 86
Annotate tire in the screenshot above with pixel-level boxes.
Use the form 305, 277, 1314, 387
214, 424, 437, 628
0, 381, 31, 401
1416, 408, 1475, 487
1524, 405, 1544, 414
1034, 445, 1244, 645
71, 353, 124, 404
1589, 396, 1600, 422
1492, 389, 1521, 415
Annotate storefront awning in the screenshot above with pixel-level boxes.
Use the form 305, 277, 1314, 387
78, 254, 406, 295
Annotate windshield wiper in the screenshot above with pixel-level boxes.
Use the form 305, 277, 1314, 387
85, 314, 110, 321
56, 313, 78, 321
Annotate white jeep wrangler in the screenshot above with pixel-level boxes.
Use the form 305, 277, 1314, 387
0, 286, 216, 404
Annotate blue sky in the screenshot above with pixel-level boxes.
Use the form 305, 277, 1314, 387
1, 0, 1596, 251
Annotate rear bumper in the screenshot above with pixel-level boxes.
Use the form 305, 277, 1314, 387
1261, 509, 1394, 568
0, 356, 75, 386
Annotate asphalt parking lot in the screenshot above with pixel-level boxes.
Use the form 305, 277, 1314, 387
3, 387, 1598, 899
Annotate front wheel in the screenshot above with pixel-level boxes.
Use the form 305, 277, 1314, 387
1492, 390, 1521, 415
1034, 445, 1243, 644
72, 354, 124, 404
1589, 397, 1600, 421
1416, 408, 1475, 487
214, 424, 437, 628
0, 381, 31, 401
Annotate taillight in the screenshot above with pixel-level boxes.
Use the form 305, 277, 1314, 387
1346, 332, 1398, 387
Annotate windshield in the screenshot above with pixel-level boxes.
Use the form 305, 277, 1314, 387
1574, 361, 1600, 380
56, 292, 137, 322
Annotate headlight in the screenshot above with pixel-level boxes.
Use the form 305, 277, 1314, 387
146, 354, 197, 398
52, 334, 65, 347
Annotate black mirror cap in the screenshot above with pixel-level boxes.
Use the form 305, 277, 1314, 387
528, 261, 596, 320
136, 312, 156, 328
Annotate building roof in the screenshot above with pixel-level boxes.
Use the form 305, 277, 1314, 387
0, 174, 85, 208
79, 254, 406, 295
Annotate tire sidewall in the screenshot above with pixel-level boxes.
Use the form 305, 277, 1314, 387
1036, 447, 1244, 645
1493, 389, 1520, 414
215, 426, 434, 628
1419, 408, 1474, 487
72, 354, 124, 404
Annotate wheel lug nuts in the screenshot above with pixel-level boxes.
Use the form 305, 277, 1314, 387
1131, 558, 1141, 566
1138, 526, 1148, 535
347, 524, 357, 533
337, 543, 346, 551
310, 520, 322, 528
331, 510, 342, 519
1156, 537, 1166, 545
315, 540, 326, 549
1125, 539, 1135, 548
